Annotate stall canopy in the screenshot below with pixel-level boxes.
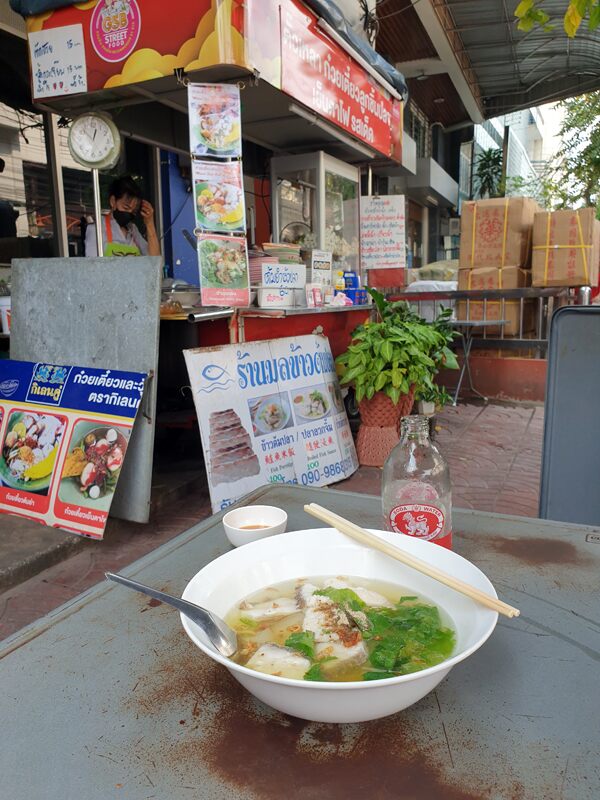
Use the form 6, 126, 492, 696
14, 0, 408, 167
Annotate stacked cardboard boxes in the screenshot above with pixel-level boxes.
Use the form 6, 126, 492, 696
532, 208, 600, 288
457, 197, 540, 335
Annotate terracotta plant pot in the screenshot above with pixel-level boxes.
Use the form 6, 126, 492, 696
356, 387, 416, 467
358, 386, 415, 427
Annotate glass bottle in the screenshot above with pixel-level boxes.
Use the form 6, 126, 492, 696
382, 415, 452, 549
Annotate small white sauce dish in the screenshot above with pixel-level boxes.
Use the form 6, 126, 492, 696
222, 504, 288, 547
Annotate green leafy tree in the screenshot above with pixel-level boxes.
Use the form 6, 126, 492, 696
515, 0, 600, 37
474, 148, 504, 198
551, 92, 600, 216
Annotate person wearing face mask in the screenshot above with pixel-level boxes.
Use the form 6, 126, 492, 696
84, 175, 161, 258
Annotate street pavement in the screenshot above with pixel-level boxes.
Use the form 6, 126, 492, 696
0, 401, 543, 640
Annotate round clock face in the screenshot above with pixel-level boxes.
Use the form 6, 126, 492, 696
68, 114, 120, 168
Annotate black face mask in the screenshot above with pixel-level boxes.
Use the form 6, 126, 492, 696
113, 209, 135, 228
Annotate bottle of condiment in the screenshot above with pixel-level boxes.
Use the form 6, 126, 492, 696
382, 415, 452, 549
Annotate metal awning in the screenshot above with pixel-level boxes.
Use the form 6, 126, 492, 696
444, 0, 600, 118
380, 0, 600, 126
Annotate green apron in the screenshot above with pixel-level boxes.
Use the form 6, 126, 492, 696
103, 214, 141, 257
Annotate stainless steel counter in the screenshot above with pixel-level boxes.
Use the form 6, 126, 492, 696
2, 484, 598, 799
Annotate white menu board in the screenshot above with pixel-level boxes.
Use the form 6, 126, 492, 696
360, 195, 406, 270
28, 24, 87, 100
184, 336, 358, 513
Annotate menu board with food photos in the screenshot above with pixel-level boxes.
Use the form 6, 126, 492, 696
188, 82, 250, 307
188, 83, 242, 159
184, 335, 358, 513
0, 359, 146, 539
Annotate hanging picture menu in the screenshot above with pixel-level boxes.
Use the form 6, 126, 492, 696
188, 82, 249, 308
188, 83, 242, 159
192, 159, 246, 235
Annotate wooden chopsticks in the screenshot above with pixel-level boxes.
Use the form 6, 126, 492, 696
304, 502, 520, 619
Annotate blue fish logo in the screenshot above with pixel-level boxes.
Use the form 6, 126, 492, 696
198, 363, 233, 394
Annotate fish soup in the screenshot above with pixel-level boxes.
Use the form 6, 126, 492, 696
226, 576, 456, 683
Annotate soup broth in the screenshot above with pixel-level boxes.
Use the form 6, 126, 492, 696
239, 524, 270, 530
226, 576, 455, 683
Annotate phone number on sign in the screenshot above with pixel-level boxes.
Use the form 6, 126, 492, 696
301, 457, 354, 485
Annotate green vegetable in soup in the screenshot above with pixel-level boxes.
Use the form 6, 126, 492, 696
361, 599, 455, 679
285, 630, 315, 659
314, 587, 365, 610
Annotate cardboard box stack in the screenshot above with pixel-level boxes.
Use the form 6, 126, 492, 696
532, 208, 600, 288
458, 197, 540, 335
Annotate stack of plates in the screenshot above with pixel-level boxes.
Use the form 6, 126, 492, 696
248, 251, 277, 285
261, 242, 303, 264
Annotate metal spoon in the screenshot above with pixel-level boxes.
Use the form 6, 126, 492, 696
105, 572, 238, 657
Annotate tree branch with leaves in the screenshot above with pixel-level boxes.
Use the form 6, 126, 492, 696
515, 0, 600, 37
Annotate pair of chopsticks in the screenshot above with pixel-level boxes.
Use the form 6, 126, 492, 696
304, 503, 520, 619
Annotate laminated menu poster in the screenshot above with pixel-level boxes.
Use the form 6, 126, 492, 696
188, 83, 242, 159
192, 159, 246, 235
0, 360, 146, 539
197, 234, 251, 307
184, 336, 358, 513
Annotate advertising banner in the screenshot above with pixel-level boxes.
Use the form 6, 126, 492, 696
360, 195, 406, 270
0, 360, 146, 539
25, 0, 245, 94
184, 335, 358, 512
279, 0, 399, 159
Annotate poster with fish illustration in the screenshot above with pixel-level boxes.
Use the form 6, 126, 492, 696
184, 336, 358, 513
0, 359, 146, 540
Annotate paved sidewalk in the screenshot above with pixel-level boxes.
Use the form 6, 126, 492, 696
0, 401, 543, 640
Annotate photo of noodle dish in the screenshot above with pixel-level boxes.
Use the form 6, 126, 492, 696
0, 411, 65, 493
59, 423, 130, 506
195, 182, 244, 232
192, 100, 241, 155
249, 393, 293, 436
293, 386, 331, 421
199, 238, 249, 289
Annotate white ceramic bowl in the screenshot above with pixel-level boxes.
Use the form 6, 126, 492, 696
222, 504, 288, 547
181, 528, 498, 723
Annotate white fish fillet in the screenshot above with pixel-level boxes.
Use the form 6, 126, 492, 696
326, 578, 394, 609
295, 581, 319, 608
246, 644, 310, 679
239, 597, 299, 622
302, 596, 351, 644
315, 639, 368, 674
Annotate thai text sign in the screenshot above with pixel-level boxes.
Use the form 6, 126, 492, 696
28, 23, 87, 99
280, 0, 401, 159
360, 195, 406, 270
261, 262, 306, 289
0, 360, 146, 539
184, 336, 358, 513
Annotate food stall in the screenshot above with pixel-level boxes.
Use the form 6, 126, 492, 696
11, 0, 408, 521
